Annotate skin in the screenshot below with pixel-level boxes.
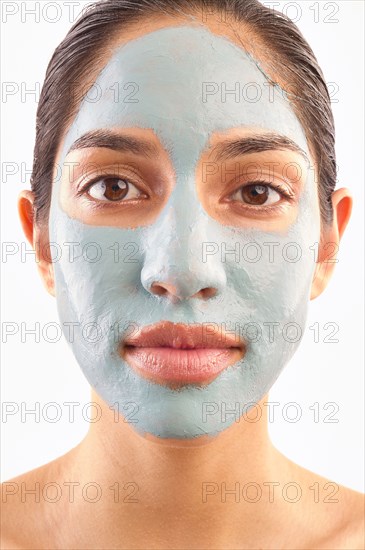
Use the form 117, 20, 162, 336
2, 11, 363, 550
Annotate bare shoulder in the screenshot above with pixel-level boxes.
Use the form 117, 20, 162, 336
284, 454, 365, 549
323, 483, 365, 550
1, 451, 75, 550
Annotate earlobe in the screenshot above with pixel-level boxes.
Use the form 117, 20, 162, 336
18, 190, 56, 298
310, 188, 352, 300
43, 263, 56, 298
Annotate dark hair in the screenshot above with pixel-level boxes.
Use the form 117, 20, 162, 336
31, 0, 336, 226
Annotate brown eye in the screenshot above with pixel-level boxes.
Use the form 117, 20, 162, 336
88, 177, 142, 202
232, 183, 281, 206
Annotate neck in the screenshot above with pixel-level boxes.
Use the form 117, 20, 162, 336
87, 388, 275, 481
63, 389, 301, 547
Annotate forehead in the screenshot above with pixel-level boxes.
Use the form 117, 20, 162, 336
62, 25, 308, 171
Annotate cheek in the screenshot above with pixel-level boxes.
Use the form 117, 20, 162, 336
51, 214, 145, 323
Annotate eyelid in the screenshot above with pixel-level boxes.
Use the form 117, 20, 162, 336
75, 167, 148, 198
226, 180, 295, 202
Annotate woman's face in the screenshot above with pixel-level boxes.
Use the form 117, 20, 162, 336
49, 18, 320, 440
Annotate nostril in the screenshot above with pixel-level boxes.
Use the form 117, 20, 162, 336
196, 287, 217, 300
150, 282, 175, 297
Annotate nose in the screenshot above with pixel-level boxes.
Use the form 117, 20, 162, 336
141, 259, 226, 303
140, 203, 227, 303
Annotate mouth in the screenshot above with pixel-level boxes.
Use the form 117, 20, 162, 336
120, 321, 245, 388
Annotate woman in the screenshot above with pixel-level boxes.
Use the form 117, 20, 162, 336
2, 0, 363, 548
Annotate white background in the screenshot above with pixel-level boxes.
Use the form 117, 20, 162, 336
1, 1, 364, 491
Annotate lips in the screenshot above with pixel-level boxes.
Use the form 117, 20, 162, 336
120, 321, 245, 387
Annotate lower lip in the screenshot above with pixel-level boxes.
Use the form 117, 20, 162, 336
122, 346, 243, 386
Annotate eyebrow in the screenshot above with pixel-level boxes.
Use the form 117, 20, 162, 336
208, 133, 309, 163
67, 129, 160, 158
67, 129, 309, 164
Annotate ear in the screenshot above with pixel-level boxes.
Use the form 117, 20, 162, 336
310, 188, 352, 300
18, 190, 55, 297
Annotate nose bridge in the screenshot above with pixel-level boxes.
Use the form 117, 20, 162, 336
141, 184, 226, 299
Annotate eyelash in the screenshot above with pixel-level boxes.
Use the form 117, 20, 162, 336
77, 174, 144, 201
226, 179, 295, 207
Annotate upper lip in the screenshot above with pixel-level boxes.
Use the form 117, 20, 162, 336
122, 321, 245, 351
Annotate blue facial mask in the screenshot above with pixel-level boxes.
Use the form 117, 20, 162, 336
49, 26, 319, 439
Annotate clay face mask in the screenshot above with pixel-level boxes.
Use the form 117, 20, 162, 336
50, 26, 320, 439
